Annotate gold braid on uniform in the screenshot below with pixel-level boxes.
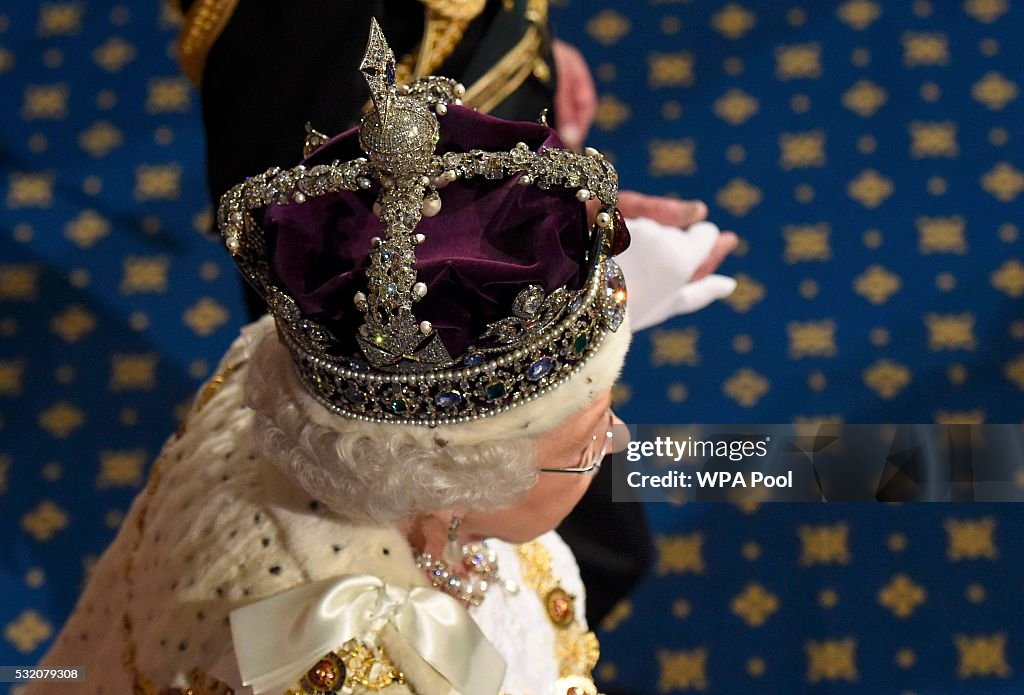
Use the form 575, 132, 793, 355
514, 541, 601, 694
177, 0, 241, 85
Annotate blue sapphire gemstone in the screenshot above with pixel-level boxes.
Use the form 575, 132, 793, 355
464, 353, 485, 367
389, 398, 408, 413
527, 357, 554, 381
568, 296, 583, 313
434, 391, 462, 408
348, 361, 368, 373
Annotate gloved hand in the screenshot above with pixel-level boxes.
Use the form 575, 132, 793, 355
615, 216, 737, 333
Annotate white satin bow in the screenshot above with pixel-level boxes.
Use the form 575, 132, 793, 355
230, 574, 506, 694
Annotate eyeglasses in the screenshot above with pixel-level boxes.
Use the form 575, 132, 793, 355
539, 409, 614, 475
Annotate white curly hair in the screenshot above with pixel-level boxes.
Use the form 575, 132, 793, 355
243, 314, 630, 524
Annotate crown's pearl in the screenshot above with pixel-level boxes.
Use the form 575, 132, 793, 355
584, 146, 600, 157
293, 191, 306, 203
443, 170, 458, 182
413, 282, 428, 298
413, 233, 426, 244
432, 175, 449, 189
518, 174, 533, 186
454, 83, 466, 97
370, 236, 381, 246
353, 291, 366, 305
422, 195, 441, 217
596, 211, 611, 228
575, 189, 591, 202
226, 237, 240, 251
435, 103, 448, 116
419, 320, 432, 335
357, 177, 372, 189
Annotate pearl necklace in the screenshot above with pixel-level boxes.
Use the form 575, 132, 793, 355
415, 542, 519, 606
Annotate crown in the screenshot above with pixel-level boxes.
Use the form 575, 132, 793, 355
217, 19, 628, 426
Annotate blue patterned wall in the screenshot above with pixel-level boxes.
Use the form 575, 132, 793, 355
1, 1, 1022, 693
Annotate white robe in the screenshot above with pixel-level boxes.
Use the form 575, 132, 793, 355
28, 328, 597, 695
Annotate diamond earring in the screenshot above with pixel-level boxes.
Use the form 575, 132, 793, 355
443, 515, 463, 565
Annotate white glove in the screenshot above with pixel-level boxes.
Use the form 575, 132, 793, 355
615, 217, 737, 333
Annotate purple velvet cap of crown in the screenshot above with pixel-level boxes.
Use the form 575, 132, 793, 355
264, 105, 593, 358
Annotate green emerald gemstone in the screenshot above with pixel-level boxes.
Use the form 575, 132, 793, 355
484, 381, 507, 401
573, 333, 589, 355
389, 398, 408, 413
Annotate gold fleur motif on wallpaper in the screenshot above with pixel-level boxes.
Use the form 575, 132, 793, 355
648, 51, 695, 88
774, 43, 822, 81
64, 209, 111, 248
788, 320, 837, 359
925, 313, 977, 351
798, 522, 851, 566
599, 600, 633, 632
21, 83, 69, 120
954, 633, 1011, 679
981, 162, 1024, 202
713, 88, 759, 125
37, 401, 85, 438
655, 533, 706, 575
78, 120, 124, 157
0, 264, 41, 301
963, 0, 1009, 23
902, 32, 950, 67
877, 573, 927, 618
837, 0, 881, 30
594, 94, 630, 131
723, 368, 769, 407
0, 455, 9, 494
945, 516, 998, 561
146, 76, 192, 114
972, 72, 1018, 110
37, 3, 84, 36
716, 178, 762, 217
109, 353, 159, 391
134, 163, 182, 201
778, 130, 825, 170
730, 583, 779, 627
648, 139, 696, 177
842, 79, 887, 118
657, 649, 709, 692
585, 9, 630, 47
20, 500, 69, 542
916, 215, 966, 255
0, 47, 14, 75
50, 304, 97, 342
935, 410, 986, 425
183, 297, 230, 336
847, 169, 893, 208
990, 259, 1024, 298
854, 265, 901, 304
650, 328, 700, 366
3, 610, 52, 654
92, 36, 136, 72
121, 255, 170, 294
6, 172, 55, 209
783, 223, 831, 263
96, 449, 147, 488
710, 3, 756, 40
805, 637, 858, 683
0, 360, 25, 397
722, 273, 765, 313
863, 359, 911, 399
908, 121, 958, 158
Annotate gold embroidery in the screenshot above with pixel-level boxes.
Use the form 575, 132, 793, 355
178, 0, 241, 85
286, 641, 408, 694
514, 541, 600, 684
